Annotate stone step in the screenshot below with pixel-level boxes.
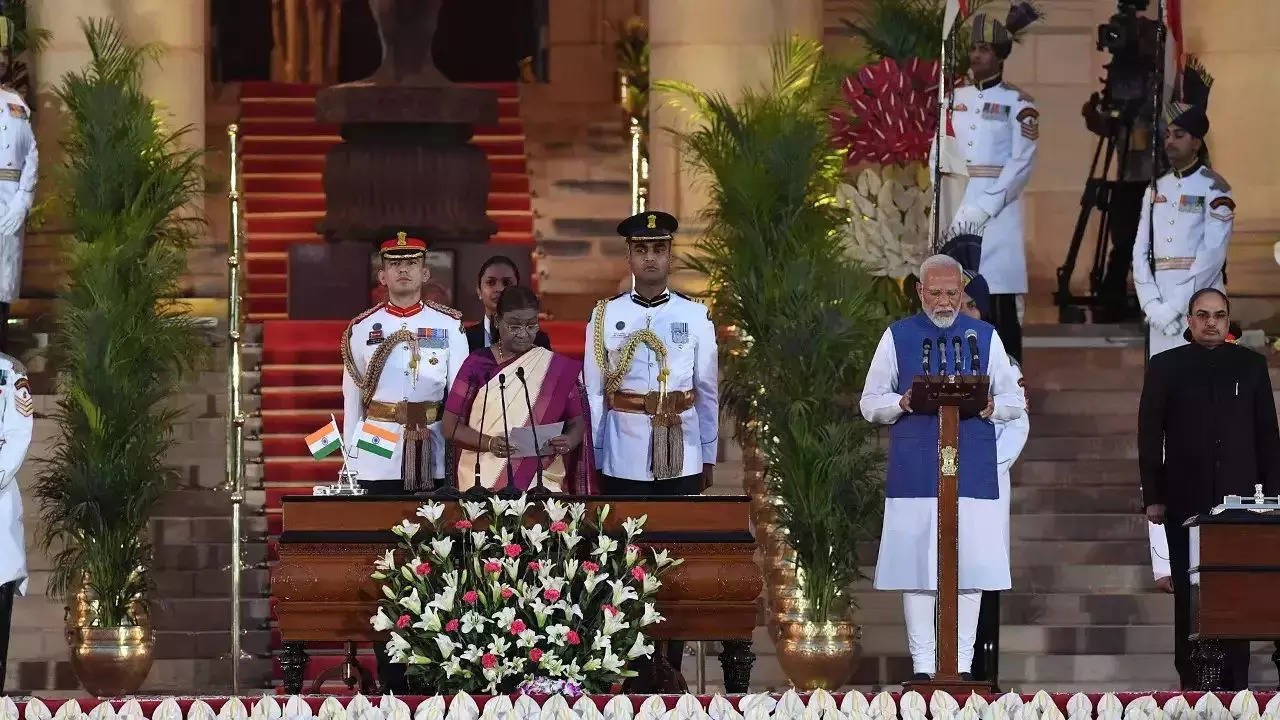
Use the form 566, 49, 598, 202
1031, 414, 1136, 437
1012, 513, 1145, 541
1014, 460, 1137, 487
1022, 436, 1137, 461
1030, 389, 1280, 414
1011, 486, 1141, 514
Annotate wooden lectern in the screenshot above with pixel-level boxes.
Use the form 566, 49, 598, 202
1187, 510, 1280, 689
904, 372, 992, 693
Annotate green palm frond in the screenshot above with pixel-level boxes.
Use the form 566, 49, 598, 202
663, 36, 887, 621
33, 18, 206, 627
840, 0, 996, 73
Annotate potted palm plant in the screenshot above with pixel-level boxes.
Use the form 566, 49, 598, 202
657, 38, 888, 689
33, 18, 206, 697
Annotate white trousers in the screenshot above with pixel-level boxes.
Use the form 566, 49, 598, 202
904, 590, 983, 674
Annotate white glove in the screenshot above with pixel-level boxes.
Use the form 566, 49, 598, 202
1144, 301, 1179, 331
1161, 315, 1185, 337
0, 201, 27, 236
948, 203, 991, 234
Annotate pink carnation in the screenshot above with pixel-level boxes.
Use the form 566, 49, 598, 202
415, 562, 432, 576
543, 588, 561, 602
504, 543, 523, 558
444, 618, 460, 632
501, 587, 514, 599
454, 519, 473, 530
566, 630, 581, 645
463, 590, 479, 605
484, 560, 501, 573
631, 566, 646, 582
603, 604, 618, 616
481, 653, 497, 669
550, 521, 568, 533
528, 561, 542, 572
396, 614, 411, 629
582, 561, 599, 574
510, 619, 527, 635
530, 648, 544, 662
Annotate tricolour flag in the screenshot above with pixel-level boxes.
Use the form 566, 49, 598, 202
356, 422, 400, 459
305, 420, 342, 459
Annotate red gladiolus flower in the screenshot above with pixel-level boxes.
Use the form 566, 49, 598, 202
444, 619, 460, 632
528, 561, 542, 572
481, 653, 497, 669
543, 588, 561, 602
501, 587, 514, 599
504, 544, 522, 558
510, 619, 527, 635
530, 648, 544, 662
567, 630, 581, 645
415, 562, 432, 576
830, 56, 942, 166
454, 520, 473, 530
463, 590, 479, 605
484, 561, 501, 573
396, 614, 411, 629
631, 566, 646, 582
550, 521, 568, 533
603, 604, 618, 616
582, 561, 599, 574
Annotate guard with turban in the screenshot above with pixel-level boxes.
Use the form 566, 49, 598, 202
0, 16, 35, 352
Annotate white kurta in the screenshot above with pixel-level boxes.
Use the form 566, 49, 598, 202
0, 88, 37, 303
341, 301, 469, 482
0, 354, 34, 594
994, 363, 1030, 565
861, 325, 1025, 591
583, 291, 718, 481
947, 79, 1038, 295
1132, 164, 1233, 357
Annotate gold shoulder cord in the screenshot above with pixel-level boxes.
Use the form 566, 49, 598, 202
344, 328, 419, 411
592, 300, 672, 396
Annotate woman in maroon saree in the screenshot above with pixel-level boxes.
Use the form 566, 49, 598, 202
443, 286, 597, 493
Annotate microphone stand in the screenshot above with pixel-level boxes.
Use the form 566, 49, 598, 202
515, 367, 549, 499
461, 373, 491, 501
496, 373, 520, 498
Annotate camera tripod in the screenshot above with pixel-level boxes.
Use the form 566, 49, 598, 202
1054, 110, 1150, 323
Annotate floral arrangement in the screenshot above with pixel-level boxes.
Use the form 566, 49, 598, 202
829, 57, 940, 167
836, 165, 931, 279
8, 690, 1280, 720
369, 495, 683, 695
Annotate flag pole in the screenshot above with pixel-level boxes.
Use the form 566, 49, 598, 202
930, 4, 958, 251
331, 412, 356, 486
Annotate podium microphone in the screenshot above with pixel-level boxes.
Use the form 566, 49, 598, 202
921, 338, 932, 375
497, 373, 518, 494
514, 367, 545, 493
474, 373, 490, 491
965, 329, 981, 375
937, 336, 948, 374
952, 336, 964, 375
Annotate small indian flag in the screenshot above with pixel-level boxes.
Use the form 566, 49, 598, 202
356, 422, 400, 459
305, 420, 343, 459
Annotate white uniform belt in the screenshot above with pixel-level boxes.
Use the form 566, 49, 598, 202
967, 164, 1004, 178
1154, 256, 1194, 271
0, 169, 19, 182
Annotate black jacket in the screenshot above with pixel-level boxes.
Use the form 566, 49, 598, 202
464, 320, 551, 353
1139, 342, 1280, 521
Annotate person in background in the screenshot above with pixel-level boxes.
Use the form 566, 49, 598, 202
443, 286, 595, 493
466, 255, 551, 352
0, 352, 33, 693
1139, 288, 1280, 689
0, 19, 37, 352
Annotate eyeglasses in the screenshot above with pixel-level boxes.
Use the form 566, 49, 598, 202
923, 288, 961, 301
1192, 310, 1228, 321
501, 321, 540, 336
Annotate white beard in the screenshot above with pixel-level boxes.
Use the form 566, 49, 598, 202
927, 309, 957, 328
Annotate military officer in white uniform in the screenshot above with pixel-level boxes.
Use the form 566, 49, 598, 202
584, 211, 718, 496
341, 233, 469, 493
0, 352, 34, 692
944, 6, 1041, 362
0, 19, 38, 351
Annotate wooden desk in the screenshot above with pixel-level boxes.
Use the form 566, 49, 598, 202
1188, 511, 1280, 689
272, 494, 763, 693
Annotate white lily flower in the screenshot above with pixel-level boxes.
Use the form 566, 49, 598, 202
434, 634, 456, 659
442, 570, 460, 588
503, 557, 521, 582
442, 658, 463, 678
642, 575, 661, 595
621, 515, 646, 538
600, 650, 625, 674
541, 576, 566, 592
430, 536, 454, 559
624, 545, 639, 565
386, 633, 411, 662
562, 558, 580, 579
545, 624, 570, 643
429, 587, 456, 613
487, 496, 509, 517
413, 609, 442, 633
593, 535, 619, 557
461, 645, 484, 663
393, 519, 421, 538
569, 503, 587, 521
399, 587, 422, 614
461, 610, 487, 634
650, 549, 676, 569
462, 500, 488, 520
374, 549, 396, 571
506, 494, 531, 516
543, 498, 569, 522
493, 606, 517, 628
371, 608, 396, 631
568, 604, 584, 620
470, 531, 489, 550
582, 658, 601, 672
583, 571, 608, 594
522, 524, 550, 551
641, 603, 664, 626
529, 599, 552, 625
496, 526, 516, 544
626, 633, 655, 659
516, 628, 540, 648
608, 579, 639, 606
562, 533, 583, 551
416, 502, 446, 525
601, 610, 629, 636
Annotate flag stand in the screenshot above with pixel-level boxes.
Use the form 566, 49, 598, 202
314, 413, 367, 496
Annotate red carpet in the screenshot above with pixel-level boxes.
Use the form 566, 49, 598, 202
243, 83, 591, 686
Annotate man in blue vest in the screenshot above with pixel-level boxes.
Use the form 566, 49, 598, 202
861, 254, 1026, 682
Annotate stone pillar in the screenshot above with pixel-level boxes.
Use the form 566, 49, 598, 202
648, 0, 822, 292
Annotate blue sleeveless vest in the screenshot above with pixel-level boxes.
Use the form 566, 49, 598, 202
885, 312, 998, 499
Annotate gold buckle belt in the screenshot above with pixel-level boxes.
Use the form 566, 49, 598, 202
365, 400, 441, 428
1154, 256, 1195, 271
967, 164, 1004, 178
0, 169, 20, 182
607, 390, 697, 415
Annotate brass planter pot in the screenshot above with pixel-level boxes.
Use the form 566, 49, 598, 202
69, 626, 154, 696
775, 620, 862, 690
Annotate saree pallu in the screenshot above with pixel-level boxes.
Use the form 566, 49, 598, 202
448, 346, 597, 493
